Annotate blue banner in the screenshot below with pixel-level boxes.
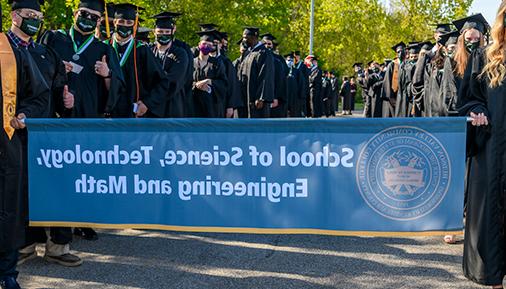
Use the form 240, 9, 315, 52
28, 118, 467, 236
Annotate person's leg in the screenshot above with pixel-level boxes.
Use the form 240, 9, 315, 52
0, 250, 20, 289
44, 227, 82, 267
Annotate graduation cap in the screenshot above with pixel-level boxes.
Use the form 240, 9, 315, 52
438, 30, 459, 46
391, 41, 406, 52
294, 50, 301, 56
407, 42, 421, 54
384, 58, 393, 65
260, 33, 276, 41
283, 53, 294, 58
114, 3, 144, 21
199, 23, 219, 31
78, 0, 105, 14
196, 30, 218, 42
8, 0, 44, 11
432, 23, 453, 34
152, 11, 182, 29
243, 26, 259, 37
104, 3, 115, 18
367, 60, 375, 66
136, 27, 151, 41
420, 41, 434, 51
352, 62, 363, 68
453, 14, 489, 34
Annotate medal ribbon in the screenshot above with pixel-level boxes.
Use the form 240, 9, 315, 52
69, 27, 95, 57
113, 37, 134, 67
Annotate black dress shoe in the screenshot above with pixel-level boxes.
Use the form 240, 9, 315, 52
74, 228, 98, 241
0, 277, 21, 289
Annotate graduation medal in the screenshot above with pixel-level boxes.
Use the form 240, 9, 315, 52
69, 27, 95, 62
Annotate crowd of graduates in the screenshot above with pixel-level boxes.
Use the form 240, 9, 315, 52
356, 4, 506, 289
1, 0, 506, 287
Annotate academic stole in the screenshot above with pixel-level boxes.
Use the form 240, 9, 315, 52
0, 33, 17, 140
391, 61, 399, 94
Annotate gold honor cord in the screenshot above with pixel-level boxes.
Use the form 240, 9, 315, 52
104, 0, 110, 38
0, 33, 17, 140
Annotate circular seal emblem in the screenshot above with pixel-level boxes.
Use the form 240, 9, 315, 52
356, 126, 451, 221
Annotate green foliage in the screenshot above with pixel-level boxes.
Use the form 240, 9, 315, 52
1, 0, 473, 75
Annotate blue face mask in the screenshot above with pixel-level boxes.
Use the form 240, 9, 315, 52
286, 60, 294, 68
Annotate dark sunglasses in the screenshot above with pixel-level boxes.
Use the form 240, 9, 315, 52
78, 10, 100, 22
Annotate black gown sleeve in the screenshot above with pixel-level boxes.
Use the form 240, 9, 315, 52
255, 50, 275, 102
137, 45, 169, 117
16, 50, 50, 118
104, 44, 126, 116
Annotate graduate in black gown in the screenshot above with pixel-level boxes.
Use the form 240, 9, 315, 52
106, 4, 168, 118
6, 0, 83, 268
355, 62, 370, 117
395, 42, 419, 117
284, 53, 301, 117
192, 30, 227, 118
151, 12, 188, 118
239, 27, 275, 118
293, 50, 309, 116
340, 76, 351, 115
321, 71, 333, 117
40, 0, 125, 118
211, 31, 242, 118
233, 40, 249, 118
306, 55, 323, 118
95, 3, 114, 41
365, 61, 384, 118
440, 31, 460, 116
261, 33, 288, 118
453, 13, 506, 288
381, 42, 406, 118
0, 22, 50, 289
329, 71, 339, 116
217, 31, 243, 117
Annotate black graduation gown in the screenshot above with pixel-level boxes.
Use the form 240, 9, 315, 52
367, 72, 384, 118
411, 55, 430, 117
457, 49, 506, 286
394, 61, 413, 117
239, 43, 275, 118
381, 61, 399, 118
340, 81, 352, 111
0, 46, 50, 253
152, 43, 189, 118
217, 54, 242, 114
270, 53, 289, 118
441, 57, 460, 116
330, 77, 339, 116
286, 66, 306, 117
173, 39, 195, 117
109, 39, 168, 118
293, 62, 309, 117
192, 56, 227, 118
322, 77, 332, 117
309, 67, 323, 118
40, 29, 125, 118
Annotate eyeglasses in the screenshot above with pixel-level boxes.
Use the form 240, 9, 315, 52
78, 10, 100, 22
17, 11, 44, 21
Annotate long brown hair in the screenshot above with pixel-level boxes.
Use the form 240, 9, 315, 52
482, 1, 506, 88
454, 30, 485, 77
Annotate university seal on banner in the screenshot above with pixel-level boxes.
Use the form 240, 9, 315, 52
356, 126, 451, 221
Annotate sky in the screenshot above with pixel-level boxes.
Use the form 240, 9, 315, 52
469, 0, 499, 26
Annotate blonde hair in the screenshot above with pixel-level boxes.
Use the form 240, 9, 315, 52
454, 31, 485, 78
482, 1, 506, 88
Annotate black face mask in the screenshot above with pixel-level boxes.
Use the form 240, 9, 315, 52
76, 16, 97, 33
116, 25, 133, 38
156, 34, 173, 45
465, 40, 480, 53
18, 15, 41, 37
374, 67, 380, 73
